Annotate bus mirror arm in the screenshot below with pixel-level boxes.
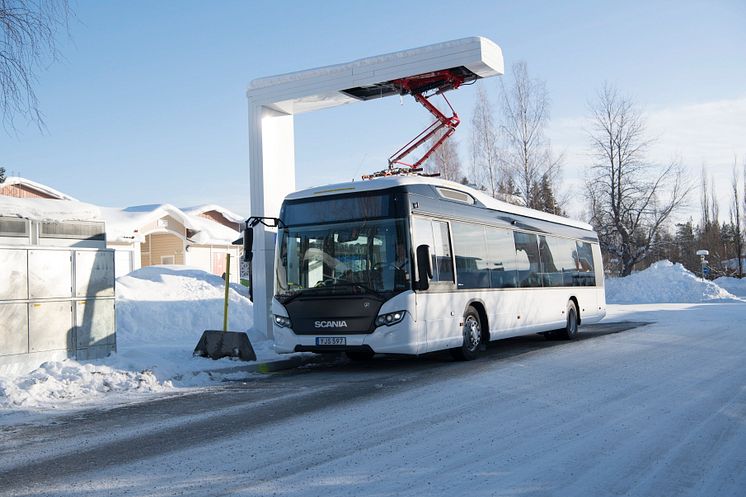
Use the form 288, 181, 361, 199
416, 244, 432, 290
243, 227, 253, 264
242, 216, 283, 303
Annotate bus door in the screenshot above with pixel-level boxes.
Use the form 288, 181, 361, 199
412, 217, 461, 352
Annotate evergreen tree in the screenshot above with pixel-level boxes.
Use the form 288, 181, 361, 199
0, 166, 5, 183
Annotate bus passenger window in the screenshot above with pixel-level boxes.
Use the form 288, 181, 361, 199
575, 242, 596, 286
485, 227, 517, 288
513, 232, 542, 288
452, 222, 489, 289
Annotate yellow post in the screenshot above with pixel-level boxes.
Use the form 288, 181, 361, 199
223, 253, 231, 332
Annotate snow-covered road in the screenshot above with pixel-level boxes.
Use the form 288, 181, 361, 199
1, 303, 745, 497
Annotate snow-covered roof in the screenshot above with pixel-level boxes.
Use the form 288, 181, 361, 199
0, 199, 241, 246
101, 203, 240, 245
0, 176, 78, 201
0, 196, 101, 222
182, 204, 245, 224
287, 176, 594, 231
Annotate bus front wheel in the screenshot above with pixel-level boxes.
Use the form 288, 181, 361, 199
451, 306, 483, 361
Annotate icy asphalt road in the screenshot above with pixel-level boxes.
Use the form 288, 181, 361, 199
1, 303, 745, 497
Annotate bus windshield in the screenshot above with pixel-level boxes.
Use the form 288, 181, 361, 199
275, 219, 411, 301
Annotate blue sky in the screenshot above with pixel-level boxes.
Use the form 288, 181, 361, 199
1, 0, 745, 218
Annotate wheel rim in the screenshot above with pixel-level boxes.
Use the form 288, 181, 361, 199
465, 315, 481, 352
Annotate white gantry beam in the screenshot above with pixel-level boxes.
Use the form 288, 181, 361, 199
246, 36, 503, 338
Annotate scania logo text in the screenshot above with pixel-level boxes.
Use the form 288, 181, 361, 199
314, 320, 348, 328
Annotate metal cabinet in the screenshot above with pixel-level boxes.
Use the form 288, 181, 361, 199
0, 246, 116, 365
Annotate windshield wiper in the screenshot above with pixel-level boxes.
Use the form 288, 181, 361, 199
331, 281, 386, 300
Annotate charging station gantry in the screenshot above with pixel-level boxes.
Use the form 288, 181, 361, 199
246, 37, 504, 337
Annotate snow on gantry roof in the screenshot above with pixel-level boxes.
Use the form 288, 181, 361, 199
247, 36, 503, 115
287, 176, 594, 232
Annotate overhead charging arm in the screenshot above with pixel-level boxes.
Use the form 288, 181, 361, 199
363, 69, 465, 180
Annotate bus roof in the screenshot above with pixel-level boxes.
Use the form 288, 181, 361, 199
285, 176, 594, 232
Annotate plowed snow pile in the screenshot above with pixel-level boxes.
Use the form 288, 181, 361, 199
714, 276, 746, 298
605, 260, 741, 304
1, 266, 282, 411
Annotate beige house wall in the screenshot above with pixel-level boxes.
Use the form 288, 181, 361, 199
139, 216, 186, 237
141, 233, 184, 266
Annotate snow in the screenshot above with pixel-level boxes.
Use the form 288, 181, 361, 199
248, 37, 494, 90
7, 300, 744, 497
0, 196, 101, 222
3, 258, 745, 419
100, 204, 240, 244
605, 260, 742, 304
0, 266, 287, 414
0, 176, 78, 201
713, 276, 746, 298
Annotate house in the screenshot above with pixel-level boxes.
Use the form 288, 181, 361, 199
0, 177, 245, 278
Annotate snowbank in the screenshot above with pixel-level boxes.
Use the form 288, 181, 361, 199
0, 266, 286, 412
713, 276, 746, 298
0, 362, 167, 409
605, 260, 741, 304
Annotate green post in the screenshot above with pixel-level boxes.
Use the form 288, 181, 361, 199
223, 253, 231, 332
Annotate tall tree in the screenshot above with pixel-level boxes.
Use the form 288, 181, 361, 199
1, 0, 69, 131
499, 61, 563, 212
425, 133, 462, 182
586, 84, 689, 276
469, 86, 502, 197
731, 158, 743, 277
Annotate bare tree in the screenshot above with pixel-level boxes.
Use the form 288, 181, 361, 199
1, 0, 69, 131
586, 84, 690, 276
731, 158, 744, 277
469, 86, 503, 197
499, 61, 563, 211
425, 132, 463, 182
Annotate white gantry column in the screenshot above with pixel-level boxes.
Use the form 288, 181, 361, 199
246, 36, 504, 339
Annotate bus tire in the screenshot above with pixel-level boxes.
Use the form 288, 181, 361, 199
556, 300, 579, 340
451, 306, 483, 361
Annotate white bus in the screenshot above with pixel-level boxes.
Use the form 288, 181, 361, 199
270, 176, 606, 360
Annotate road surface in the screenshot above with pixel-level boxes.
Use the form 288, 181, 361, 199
1, 307, 744, 497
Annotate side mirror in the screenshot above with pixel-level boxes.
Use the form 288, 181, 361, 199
416, 244, 432, 290
243, 227, 253, 263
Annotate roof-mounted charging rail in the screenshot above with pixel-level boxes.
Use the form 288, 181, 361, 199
362, 68, 468, 180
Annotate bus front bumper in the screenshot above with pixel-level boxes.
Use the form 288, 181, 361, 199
272, 313, 421, 356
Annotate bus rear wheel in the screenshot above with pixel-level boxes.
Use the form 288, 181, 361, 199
451, 306, 483, 361
554, 300, 579, 340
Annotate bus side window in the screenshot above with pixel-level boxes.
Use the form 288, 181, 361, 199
452, 222, 489, 289
486, 227, 517, 288
413, 217, 454, 284
513, 232, 542, 288
575, 241, 596, 286
432, 220, 454, 283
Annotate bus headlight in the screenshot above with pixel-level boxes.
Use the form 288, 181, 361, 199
375, 310, 406, 327
273, 314, 292, 328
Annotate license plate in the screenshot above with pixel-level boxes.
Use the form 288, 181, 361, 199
316, 337, 346, 346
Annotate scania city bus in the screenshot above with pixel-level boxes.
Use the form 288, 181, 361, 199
270, 176, 605, 360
